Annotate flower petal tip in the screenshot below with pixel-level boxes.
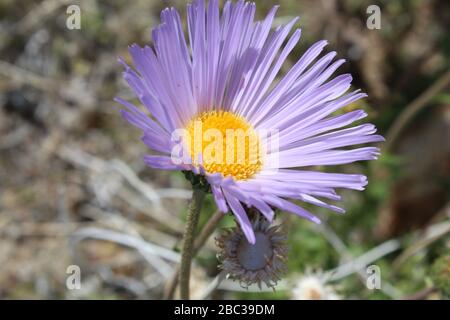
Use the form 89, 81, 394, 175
311, 217, 322, 224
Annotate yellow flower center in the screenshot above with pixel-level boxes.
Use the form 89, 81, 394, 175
185, 110, 263, 180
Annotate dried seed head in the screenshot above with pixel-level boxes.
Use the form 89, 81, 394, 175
216, 217, 288, 289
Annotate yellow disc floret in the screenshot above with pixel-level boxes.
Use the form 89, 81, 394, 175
185, 110, 262, 180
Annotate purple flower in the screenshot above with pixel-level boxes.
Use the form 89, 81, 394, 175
116, 0, 384, 244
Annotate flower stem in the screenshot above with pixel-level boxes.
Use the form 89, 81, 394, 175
179, 188, 206, 299
164, 210, 223, 299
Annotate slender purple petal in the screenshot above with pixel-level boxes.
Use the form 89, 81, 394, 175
223, 189, 256, 244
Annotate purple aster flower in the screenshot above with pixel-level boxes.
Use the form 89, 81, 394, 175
116, 0, 384, 244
